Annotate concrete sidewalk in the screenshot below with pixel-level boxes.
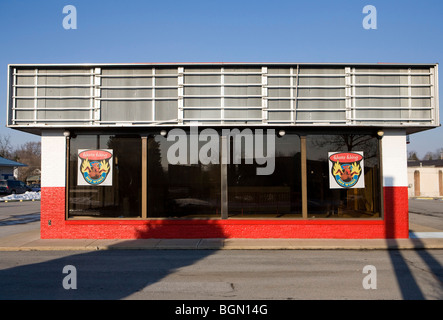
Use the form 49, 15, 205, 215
1, 228, 443, 251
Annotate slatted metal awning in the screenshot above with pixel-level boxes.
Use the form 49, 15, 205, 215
7, 62, 439, 133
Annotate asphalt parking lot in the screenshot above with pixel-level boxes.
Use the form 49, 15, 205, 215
409, 198, 443, 232
0, 200, 41, 238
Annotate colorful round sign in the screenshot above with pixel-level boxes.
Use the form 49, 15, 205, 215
329, 152, 363, 188
78, 149, 112, 185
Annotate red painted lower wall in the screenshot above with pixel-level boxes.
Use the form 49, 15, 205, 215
383, 186, 409, 238
40, 186, 409, 239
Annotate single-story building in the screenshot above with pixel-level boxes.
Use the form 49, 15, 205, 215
26, 175, 41, 185
6, 62, 440, 239
408, 159, 443, 198
0, 156, 27, 180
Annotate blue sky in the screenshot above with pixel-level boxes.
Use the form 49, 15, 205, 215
0, 0, 442, 158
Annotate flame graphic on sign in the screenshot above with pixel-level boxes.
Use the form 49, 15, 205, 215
81, 158, 91, 173
100, 160, 110, 173
350, 162, 361, 176
333, 161, 342, 176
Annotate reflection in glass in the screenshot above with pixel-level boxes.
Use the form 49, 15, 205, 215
306, 134, 380, 218
67, 131, 380, 220
147, 134, 221, 218
227, 134, 301, 218
68, 134, 142, 218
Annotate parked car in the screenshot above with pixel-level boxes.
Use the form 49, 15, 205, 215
0, 180, 6, 194
0, 180, 29, 195
29, 184, 41, 192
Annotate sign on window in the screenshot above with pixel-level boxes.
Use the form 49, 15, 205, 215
77, 149, 113, 186
328, 152, 364, 189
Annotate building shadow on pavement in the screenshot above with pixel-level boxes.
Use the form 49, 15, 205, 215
0, 223, 226, 300
385, 180, 443, 299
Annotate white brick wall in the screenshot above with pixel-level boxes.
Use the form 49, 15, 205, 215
41, 131, 66, 188
382, 129, 408, 187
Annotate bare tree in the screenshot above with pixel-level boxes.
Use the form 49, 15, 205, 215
420, 147, 443, 161
408, 151, 420, 161
0, 135, 14, 159
433, 147, 443, 160
14, 141, 41, 183
309, 134, 378, 165
423, 151, 435, 160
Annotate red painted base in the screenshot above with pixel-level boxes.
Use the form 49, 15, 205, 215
40, 186, 409, 239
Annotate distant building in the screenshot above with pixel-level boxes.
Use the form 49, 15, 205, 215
26, 175, 41, 185
0, 156, 27, 180
408, 159, 443, 198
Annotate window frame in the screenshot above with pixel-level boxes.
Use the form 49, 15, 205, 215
65, 129, 383, 221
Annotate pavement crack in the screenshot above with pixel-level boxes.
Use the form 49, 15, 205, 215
402, 255, 443, 285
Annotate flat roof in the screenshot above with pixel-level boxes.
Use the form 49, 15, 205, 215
7, 62, 439, 135
8, 62, 439, 68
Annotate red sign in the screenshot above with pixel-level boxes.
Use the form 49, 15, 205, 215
78, 150, 112, 161
329, 152, 363, 163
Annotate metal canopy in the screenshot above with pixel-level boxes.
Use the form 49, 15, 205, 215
0, 156, 27, 167
7, 63, 439, 134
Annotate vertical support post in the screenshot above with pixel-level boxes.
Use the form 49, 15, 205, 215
65, 132, 70, 220
178, 67, 184, 124
141, 135, 148, 219
293, 64, 300, 124
90, 68, 94, 124
433, 65, 439, 127
34, 69, 38, 124
94, 67, 101, 124
261, 66, 268, 124
408, 68, 412, 122
221, 67, 225, 124
430, 66, 436, 126
345, 67, 351, 124
352, 67, 357, 124
378, 136, 384, 218
152, 68, 156, 122
301, 135, 308, 218
290, 67, 294, 123
8, 67, 16, 125
220, 135, 228, 219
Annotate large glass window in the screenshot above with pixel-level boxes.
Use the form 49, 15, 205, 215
68, 134, 142, 218
306, 134, 381, 218
147, 133, 221, 218
227, 133, 301, 218
66, 131, 380, 220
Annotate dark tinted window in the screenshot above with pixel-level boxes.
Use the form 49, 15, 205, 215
227, 133, 301, 218
147, 134, 221, 218
68, 134, 142, 218
306, 134, 381, 218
